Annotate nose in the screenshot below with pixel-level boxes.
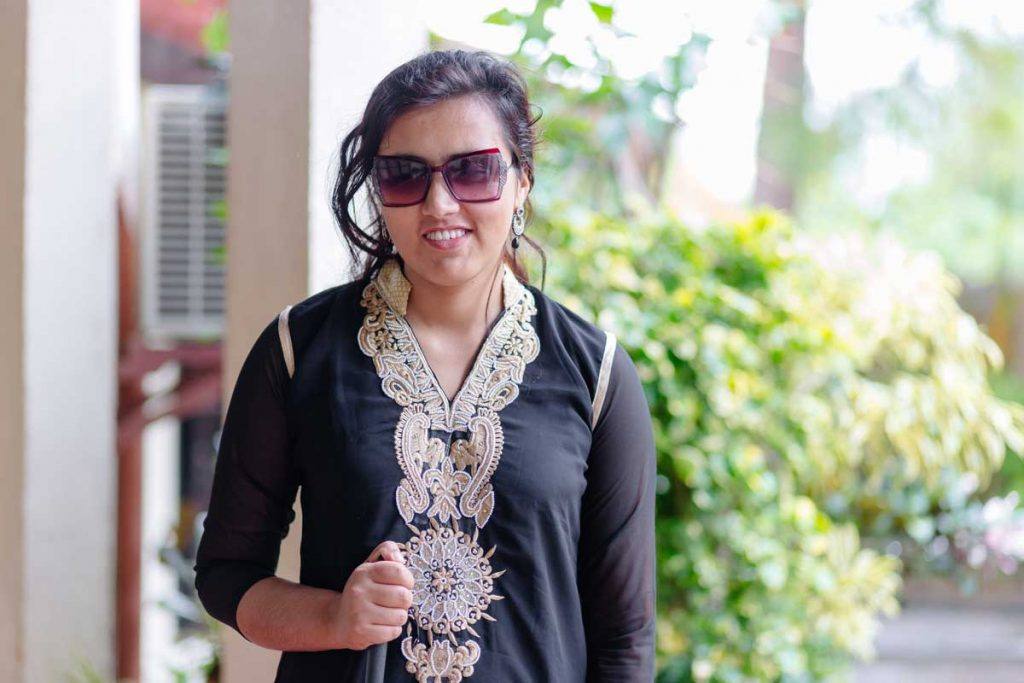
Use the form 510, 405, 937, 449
421, 169, 460, 217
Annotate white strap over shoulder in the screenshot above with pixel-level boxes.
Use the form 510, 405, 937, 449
590, 330, 617, 430
277, 304, 295, 379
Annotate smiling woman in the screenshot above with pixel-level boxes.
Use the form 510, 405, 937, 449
193, 48, 657, 683
333, 50, 543, 291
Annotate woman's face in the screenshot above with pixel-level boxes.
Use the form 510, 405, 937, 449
376, 95, 530, 290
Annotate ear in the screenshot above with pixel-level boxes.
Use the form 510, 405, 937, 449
515, 168, 531, 208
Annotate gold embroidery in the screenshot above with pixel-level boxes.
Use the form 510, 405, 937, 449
357, 257, 539, 681
404, 519, 505, 637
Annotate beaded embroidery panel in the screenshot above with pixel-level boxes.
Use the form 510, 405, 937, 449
356, 257, 540, 681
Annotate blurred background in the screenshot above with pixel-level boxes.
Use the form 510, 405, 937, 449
2, 1, 1023, 681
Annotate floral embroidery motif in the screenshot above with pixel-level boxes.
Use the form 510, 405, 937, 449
357, 257, 539, 681
405, 520, 505, 637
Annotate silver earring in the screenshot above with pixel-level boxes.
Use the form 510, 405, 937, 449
510, 206, 525, 249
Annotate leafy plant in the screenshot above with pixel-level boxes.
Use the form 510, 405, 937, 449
469, 0, 711, 216
63, 657, 109, 683
529, 206, 1024, 680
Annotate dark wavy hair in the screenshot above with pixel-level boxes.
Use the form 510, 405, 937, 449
330, 48, 545, 288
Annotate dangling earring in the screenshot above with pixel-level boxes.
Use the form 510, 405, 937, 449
510, 206, 525, 250
381, 218, 393, 251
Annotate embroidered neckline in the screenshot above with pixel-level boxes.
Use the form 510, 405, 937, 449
375, 256, 526, 316
366, 257, 535, 431
356, 256, 540, 681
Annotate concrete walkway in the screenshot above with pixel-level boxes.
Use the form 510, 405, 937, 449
854, 579, 1024, 682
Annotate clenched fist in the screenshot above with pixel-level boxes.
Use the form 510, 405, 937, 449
326, 540, 415, 651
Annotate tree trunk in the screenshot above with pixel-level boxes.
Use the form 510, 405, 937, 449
754, 1, 807, 211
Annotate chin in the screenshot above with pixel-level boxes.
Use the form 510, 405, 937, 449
407, 250, 494, 288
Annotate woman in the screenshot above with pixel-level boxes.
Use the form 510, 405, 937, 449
194, 48, 656, 682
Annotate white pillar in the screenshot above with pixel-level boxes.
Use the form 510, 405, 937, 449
223, 1, 426, 679
140, 414, 182, 683
0, 1, 131, 680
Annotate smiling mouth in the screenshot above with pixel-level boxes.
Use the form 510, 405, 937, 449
422, 227, 472, 250
423, 227, 470, 241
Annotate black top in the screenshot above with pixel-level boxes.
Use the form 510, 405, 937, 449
194, 257, 657, 682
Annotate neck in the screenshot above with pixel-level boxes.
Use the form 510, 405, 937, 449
403, 258, 506, 333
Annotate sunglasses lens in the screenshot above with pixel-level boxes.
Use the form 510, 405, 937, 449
445, 153, 502, 201
373, 157, 428, 205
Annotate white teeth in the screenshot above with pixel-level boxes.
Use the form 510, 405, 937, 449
424, 229, 467, 241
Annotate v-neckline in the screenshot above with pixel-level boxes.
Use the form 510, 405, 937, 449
367, 257, 527, 428
396, 304, 511, 415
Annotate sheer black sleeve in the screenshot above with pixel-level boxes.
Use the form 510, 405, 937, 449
578, 341, 657, 681
193, 316, 299, 640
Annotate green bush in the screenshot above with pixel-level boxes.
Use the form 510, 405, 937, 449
530, 206, 1024, 681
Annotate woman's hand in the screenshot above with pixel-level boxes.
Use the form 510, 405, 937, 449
327, 540, 415, 651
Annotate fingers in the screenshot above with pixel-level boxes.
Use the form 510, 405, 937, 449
366, 582, 414, 610
365, 540, 414, 589
368, 560, 415, 589
342, 540, 415, 650
348, 616, 405, 650
362, 623, 405, 645
366, 602, 411, 628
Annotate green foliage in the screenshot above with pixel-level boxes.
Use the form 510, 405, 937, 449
62, 656, 109, 683
476, 1, 711, 215
588, 2, 613, 25
990, 370, 1024, 495
529, 206, 1024, 680
797, 8, 1024, 288
200, 8, 229, 57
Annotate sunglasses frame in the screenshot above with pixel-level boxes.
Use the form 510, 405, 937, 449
371, 147, 512, 207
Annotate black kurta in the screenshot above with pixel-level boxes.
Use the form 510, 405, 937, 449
194, 256, 657, 682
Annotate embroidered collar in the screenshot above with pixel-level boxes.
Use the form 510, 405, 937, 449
374, 256, 526, 317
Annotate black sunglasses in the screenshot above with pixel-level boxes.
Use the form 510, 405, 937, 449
371, 147, 512, 207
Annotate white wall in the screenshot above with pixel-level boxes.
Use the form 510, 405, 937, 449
307, 1, 428, 292
1, 0, 134, 680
